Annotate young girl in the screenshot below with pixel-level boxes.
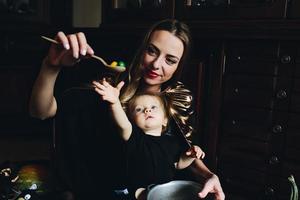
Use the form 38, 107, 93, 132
93, 78, 205, 199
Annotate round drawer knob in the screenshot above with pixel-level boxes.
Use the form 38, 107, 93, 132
281, 55, 291, 64
276, 90, 287, 99
269, 156, 279, 165
233, 88, 239, 94
265, 187, 275, 196
272, 125, 283, 133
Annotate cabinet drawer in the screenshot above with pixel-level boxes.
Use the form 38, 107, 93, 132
286, 113, 300, 149
264, 176, 291, 200
222, 107, 272, 141
218, 163, 267, 198
290, 79, 300, 112
292, 43, 300, 77
296, 62, 300, 78
222, 107, 288, 141
224, 75, 291, 110
226, 59, 278, 76
225, 41, 279, 76
218, 137, 270, 171
224, 75, 274, 109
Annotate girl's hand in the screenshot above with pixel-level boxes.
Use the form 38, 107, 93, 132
46, 31, 94, 67
186, 145, 205, 159
93, 79, 125, 104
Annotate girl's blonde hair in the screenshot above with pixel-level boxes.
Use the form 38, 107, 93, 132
119, 19, 191, 106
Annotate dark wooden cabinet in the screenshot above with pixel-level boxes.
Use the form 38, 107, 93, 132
210, 39, 300, 199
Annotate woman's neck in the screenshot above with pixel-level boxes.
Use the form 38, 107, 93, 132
141, 82, 161, 93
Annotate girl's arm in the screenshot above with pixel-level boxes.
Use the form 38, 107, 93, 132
176, 145, 205, 169
93, 80, 132, 141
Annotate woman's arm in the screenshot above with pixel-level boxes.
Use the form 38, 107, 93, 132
29, 58, 61, 119
29, 31, 94, 119
189, 159, 225, 200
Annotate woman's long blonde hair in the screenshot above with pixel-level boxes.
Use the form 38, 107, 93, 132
119, 19, 191, 106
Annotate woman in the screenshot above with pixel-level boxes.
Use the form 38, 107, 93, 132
29, 19, 225, 200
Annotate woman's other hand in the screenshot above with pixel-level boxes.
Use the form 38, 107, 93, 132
198, 174, 225, 200
46, 31, 94, 67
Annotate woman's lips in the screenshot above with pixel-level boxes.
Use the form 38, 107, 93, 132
145, 70, 160, 79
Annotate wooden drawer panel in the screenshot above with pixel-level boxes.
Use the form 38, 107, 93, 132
290, 79, 300, 112
222, 107, 288, 141
218, 137, 270, 171
225, 41, 279, 76
218, 164, 267, 199
286, 113, 300, 149
264, 176, 291, 200
290, 92, 300, 113
222, 107, 272, 141
295, 63, 300, 78
224, 74, 275, 89
226, 41, 279, 56
223, 75, 291, 110
224, 75, 275, 109
225, 59, 278, 76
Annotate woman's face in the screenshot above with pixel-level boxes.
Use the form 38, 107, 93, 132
141, 30, 184, 90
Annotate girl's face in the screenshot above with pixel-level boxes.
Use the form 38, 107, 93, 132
130, 95, 167, 135
141, 30, 184, 90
